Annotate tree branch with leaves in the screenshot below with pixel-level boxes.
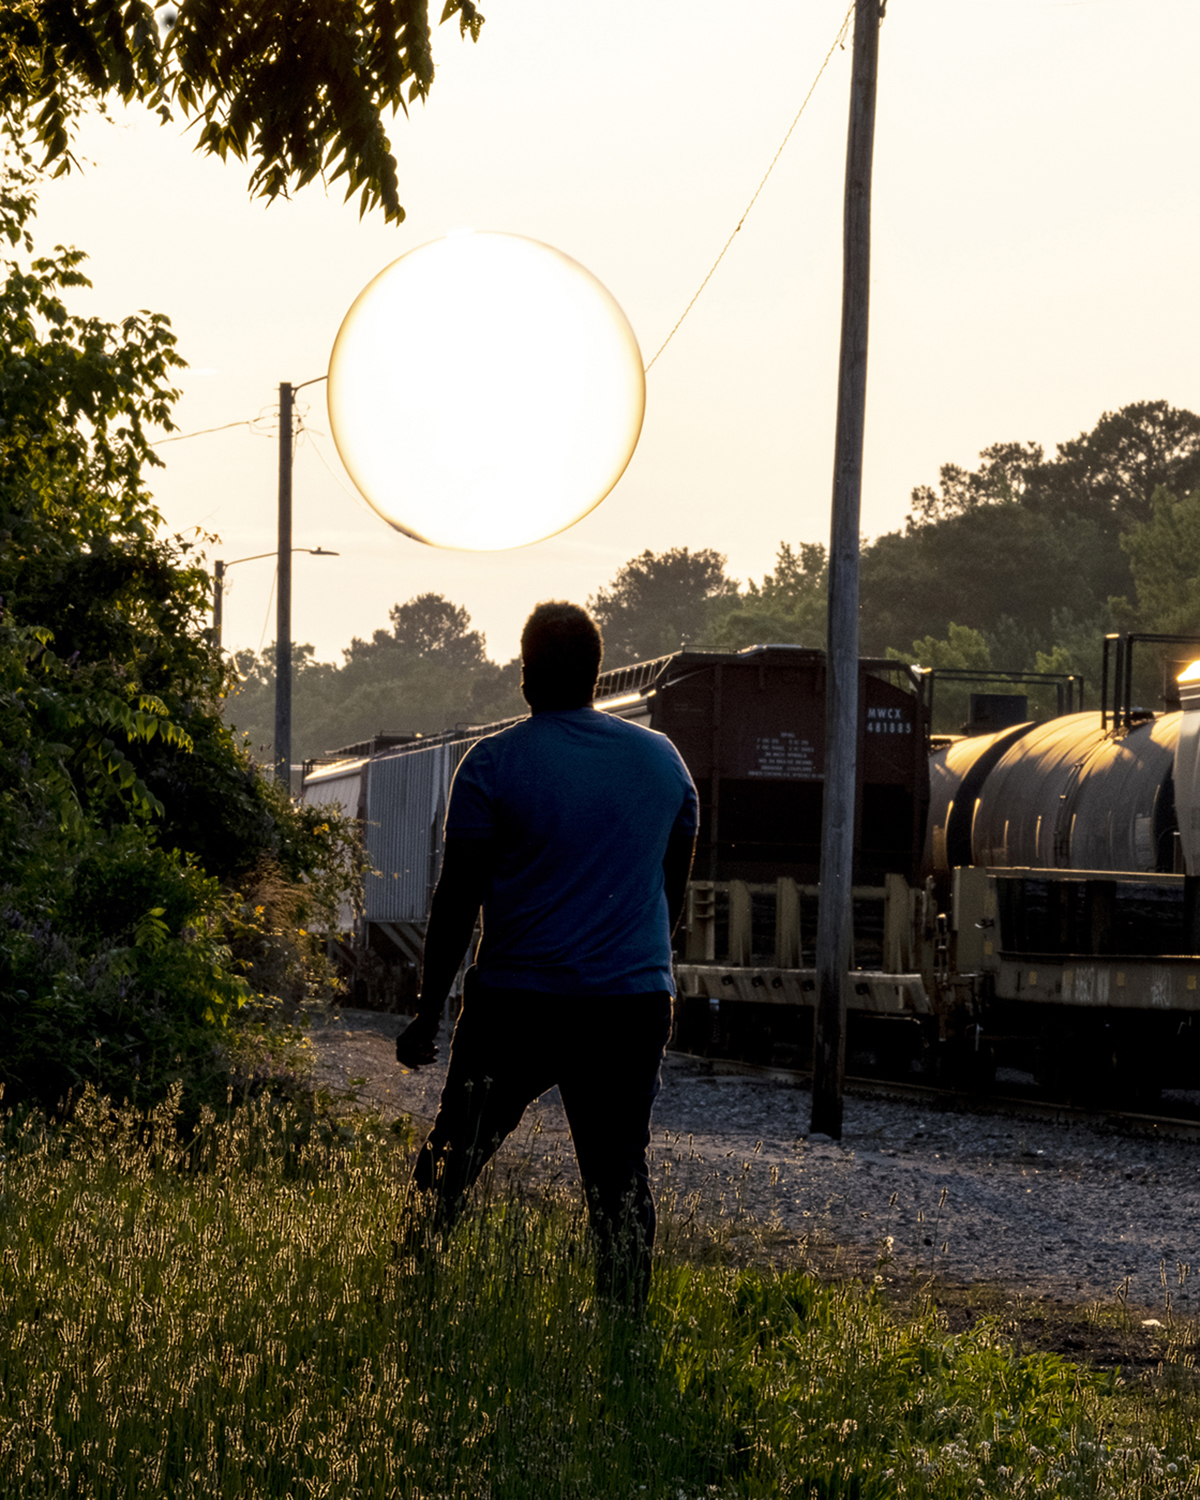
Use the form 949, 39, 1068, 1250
1, 0, 483, 222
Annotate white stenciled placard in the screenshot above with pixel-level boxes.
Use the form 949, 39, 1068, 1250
747, 731, 820, 779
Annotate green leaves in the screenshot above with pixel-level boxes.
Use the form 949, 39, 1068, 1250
588, 547, 742, 668
0, 138, 356, 1109
1118, 485, 1200, 639
5, 0, 486, 225
224, 596, 525, 763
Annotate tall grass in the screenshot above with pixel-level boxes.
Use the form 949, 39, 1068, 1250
0, 1088, 1197, 1498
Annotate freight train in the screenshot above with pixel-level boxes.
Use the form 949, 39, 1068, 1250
302, 632, 1200, 1101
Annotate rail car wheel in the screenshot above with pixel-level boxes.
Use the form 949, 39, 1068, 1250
848, 1015, 928, 1080
937, 1028, 997, 1093
721, 1003, 777, 1066
1034, 1023, 1161, 1110
1110, 1045, 1162, 1112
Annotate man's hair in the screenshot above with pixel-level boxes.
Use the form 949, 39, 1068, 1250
520, 601, 604, 710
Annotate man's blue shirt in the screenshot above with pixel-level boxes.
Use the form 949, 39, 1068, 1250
444, 707, 698, 995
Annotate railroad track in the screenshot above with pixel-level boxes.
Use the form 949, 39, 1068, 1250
667, 1050, 1200, 1141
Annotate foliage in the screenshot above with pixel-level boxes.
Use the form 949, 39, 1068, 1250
886, 625, 1082, 735
0, 128, 359, 1111
908, 403, 1200, 542
706, 541, 828, 652
1103, 485, 1200, 710
0, 0, 483, 224
1118, 487, 1200, 639
352, 591, 489, 671
2, 1095, 1197, 1498
588, 545, 741, 668
909, 439, 1046, 527
891, 622, 993, 674
1043, 401, 1200, 537
224, 592, 525, 763
0, 830, 243, 1109
879, 401, 1200, 657
857, 499, 1110, 661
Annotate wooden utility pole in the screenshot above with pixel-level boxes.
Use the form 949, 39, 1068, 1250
812, 0, 883, 1140
213, 560, 225, 648
274, 380, 294, 789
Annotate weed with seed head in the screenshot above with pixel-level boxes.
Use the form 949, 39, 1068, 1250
2, 1092, 1199, 1498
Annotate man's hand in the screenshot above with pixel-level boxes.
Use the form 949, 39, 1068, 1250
396, 1010, 440, 1069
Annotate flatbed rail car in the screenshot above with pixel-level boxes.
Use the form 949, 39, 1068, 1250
302, 644, 934, 1036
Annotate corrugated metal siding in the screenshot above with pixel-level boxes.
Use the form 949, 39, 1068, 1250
364, 738, 480, 922
302, 759, 367, 819
301, 760, 368, 929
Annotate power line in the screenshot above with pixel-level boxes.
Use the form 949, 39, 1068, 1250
644, 3, 855, 374
258, 566, 277, 656
147, 18, 853, 453
297, 416, 381, 521
150, 407, 279, 446
152, 419, 255, 446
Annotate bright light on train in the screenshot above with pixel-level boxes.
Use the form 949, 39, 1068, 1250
327, 233, 646, 550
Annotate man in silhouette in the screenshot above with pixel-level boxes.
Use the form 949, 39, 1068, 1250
396, 600, 697, 1305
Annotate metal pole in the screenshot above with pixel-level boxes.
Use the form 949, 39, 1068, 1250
811, 0, 882, 1140
274, 381, 294, 789
213, 559, 225, 649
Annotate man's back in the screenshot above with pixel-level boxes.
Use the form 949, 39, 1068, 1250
446, 707, 698, 994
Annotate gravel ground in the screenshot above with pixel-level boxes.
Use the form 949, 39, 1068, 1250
311, 1008, 1200, 1316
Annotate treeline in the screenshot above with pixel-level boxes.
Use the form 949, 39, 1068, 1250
227, 399, 1200, 760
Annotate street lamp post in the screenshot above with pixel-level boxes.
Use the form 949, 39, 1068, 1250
213, 537, 339, 792
212, 547, 338, 654
211, 374, 331, 790
272, 376, 329, 789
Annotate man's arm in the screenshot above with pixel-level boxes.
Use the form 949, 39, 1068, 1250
395, 837, 495, 1068
663, 827, 696, 937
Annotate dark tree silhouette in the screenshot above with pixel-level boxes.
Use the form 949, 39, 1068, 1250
588, 547, 739, 668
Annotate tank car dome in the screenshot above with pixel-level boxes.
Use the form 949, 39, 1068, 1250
969, 711, 1181, 873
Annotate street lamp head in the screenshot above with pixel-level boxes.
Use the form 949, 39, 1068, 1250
326, 232, 646, 551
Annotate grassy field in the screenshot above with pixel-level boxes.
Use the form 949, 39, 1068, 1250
1, 1086, 1198, 1499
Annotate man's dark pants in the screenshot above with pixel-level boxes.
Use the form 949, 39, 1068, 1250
413, 973, 673, 1307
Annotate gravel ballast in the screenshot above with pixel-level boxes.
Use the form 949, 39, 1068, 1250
311, 1009, 1200, 1316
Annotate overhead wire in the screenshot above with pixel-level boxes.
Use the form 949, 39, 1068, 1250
258, 567, 278, 656
143, 9, 854, 461
643, 2, 855, 374
152, 418, 254, 445
295, 413, 382, 521
150, 407, 280, 446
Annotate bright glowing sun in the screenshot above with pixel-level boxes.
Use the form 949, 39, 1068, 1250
327, 232, 646, 551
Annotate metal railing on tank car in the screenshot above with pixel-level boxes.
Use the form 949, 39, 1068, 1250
919, 667, 1083, 740
1102, 632, 1200, 731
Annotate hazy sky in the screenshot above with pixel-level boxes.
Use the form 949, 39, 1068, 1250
28, 0, 1200, 668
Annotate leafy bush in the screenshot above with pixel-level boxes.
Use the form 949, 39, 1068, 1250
0, 828, 246, 1108
0, 123, 362, 1113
